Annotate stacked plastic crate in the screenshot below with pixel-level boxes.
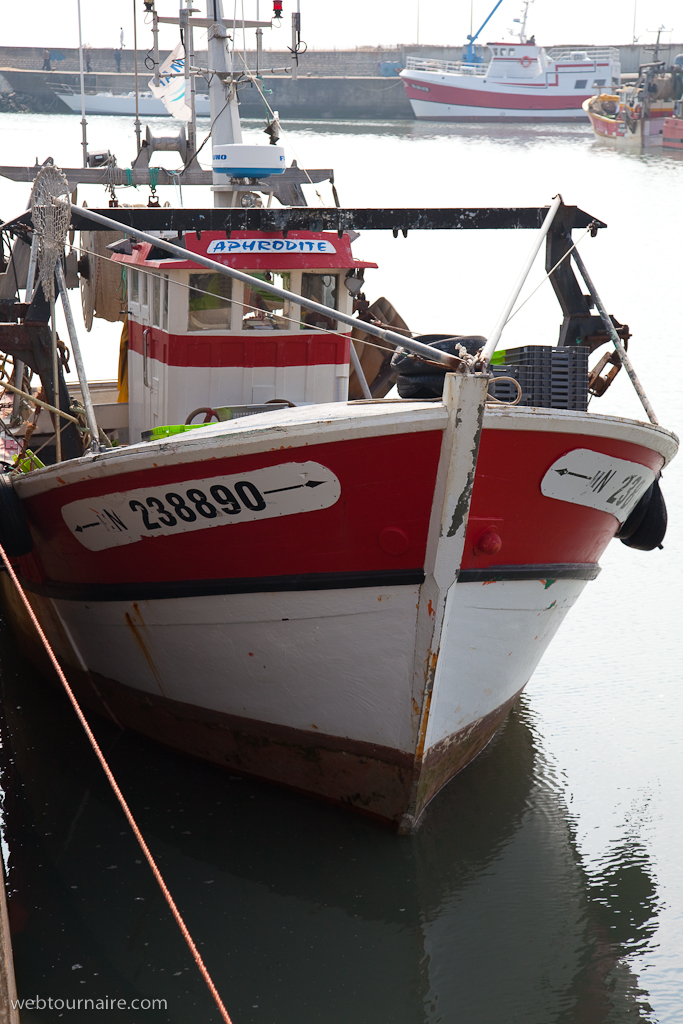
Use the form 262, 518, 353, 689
489, 345, 589, 411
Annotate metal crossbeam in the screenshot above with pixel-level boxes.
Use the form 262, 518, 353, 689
0, 205, 606, 235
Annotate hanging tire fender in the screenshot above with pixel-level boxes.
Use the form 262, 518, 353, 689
0, 474, 33, 558
616, 476, 667, 551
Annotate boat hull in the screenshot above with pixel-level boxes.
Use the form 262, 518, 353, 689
5, 396, 677, 828
401, 71, 593, 123
663, 116, 683, 150
55, 91, 212, 118
583, 98, 673, 149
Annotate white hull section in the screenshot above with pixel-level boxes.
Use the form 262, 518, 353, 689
56, 92, 211, 118
407, 98, 586, 122
424, 579, 586, 752
50, 584, 423, 753
42, 577, 580, 769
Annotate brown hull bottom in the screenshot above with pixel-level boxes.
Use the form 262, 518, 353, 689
2, 580, 523, 830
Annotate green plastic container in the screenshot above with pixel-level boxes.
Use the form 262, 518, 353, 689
14, 449, 46, 473
141, 423, 211, 442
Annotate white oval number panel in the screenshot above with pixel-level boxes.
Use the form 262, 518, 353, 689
541, 449, 655, 524
62, 461, 341, 552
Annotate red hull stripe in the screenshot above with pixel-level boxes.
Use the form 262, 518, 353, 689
403, 78, 586, 110
462, 429, 664, 570
128, 321, 351, 368
21, 433, 443, 587
19, 430, 664, 591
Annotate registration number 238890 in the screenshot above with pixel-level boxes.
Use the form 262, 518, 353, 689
61, 461, 341, 552
129, 480, 266, 531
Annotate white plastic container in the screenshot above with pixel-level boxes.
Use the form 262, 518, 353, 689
212, 143, 286, 177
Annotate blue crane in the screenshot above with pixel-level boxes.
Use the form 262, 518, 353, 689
464, 1, 506, 64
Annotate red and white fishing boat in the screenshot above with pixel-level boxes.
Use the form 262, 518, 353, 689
401, 43, 620, 123
400, 0, 619, 124
0, 4, 676, 831
584, 47, 683, 150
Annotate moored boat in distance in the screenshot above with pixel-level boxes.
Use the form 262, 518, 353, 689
583, 47, 683, 150
399, 1, 619, 124
401, 43, 620, 123
53, 88, 212, 118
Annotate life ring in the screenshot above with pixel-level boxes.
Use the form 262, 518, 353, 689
521, 55, 532, 67
0, 474, 33, 558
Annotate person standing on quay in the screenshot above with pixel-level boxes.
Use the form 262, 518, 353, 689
42, 48, 51, 71
115, 26, 125, 73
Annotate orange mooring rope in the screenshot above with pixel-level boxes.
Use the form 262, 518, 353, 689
0, 542, 233, 1024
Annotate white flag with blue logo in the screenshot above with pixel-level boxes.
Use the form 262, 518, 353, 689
149, 43, 191, 120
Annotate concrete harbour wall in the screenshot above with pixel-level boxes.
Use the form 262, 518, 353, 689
1, 43, 682, 121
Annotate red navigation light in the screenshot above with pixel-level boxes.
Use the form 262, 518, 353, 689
273, 1, 283, 18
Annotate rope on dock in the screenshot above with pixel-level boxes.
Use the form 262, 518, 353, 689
0, 541, 233, 1024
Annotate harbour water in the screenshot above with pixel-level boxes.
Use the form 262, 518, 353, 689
0, 112, 682, 1022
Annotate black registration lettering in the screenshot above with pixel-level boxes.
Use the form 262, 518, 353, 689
235, 480, 266, 511
146, 496, 177, 527
129, 499, 161, 531
210, 484, 241, 515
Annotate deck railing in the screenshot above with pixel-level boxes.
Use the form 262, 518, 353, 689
404, 56, 486, 76
546, 47, 620, 64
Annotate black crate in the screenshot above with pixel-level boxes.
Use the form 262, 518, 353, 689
488, 365, 531, 405
491, 345, 588, 411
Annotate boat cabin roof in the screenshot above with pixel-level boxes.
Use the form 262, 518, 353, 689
111, 230, 377, 273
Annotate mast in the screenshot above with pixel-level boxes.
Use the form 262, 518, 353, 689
181, 0, 197, 162
76, 0, 88, 167
133, 0, 142, 155
511, 1, 533, 45
207, 0, 242, 208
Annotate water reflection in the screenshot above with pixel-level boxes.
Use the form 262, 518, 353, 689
0, 617, 658, 1023
241, 116, 593, 148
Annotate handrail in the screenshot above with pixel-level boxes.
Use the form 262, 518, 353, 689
480, 196, 562, 366
546, 46, 620, 62
405, 56, 487, 76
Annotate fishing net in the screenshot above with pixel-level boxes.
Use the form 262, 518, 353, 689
30, 164, 71, 307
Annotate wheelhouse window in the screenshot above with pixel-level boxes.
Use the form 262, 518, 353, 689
574, 80, 588, 89
188, 272, 232, 330
152, 274, 161, 327
301, 273, 339, 331
242, 272, 291, 330
129, 269, 138, 304
162, 275, 169, 330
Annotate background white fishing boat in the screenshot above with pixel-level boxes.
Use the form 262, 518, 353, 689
399, 2, 620, 122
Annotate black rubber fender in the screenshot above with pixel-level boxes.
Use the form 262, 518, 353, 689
393, 335, 486, 399
0, 473, 33, 557
616, 477, 667, 551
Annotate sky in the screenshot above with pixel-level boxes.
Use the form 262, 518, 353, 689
2, 1, 682, 53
